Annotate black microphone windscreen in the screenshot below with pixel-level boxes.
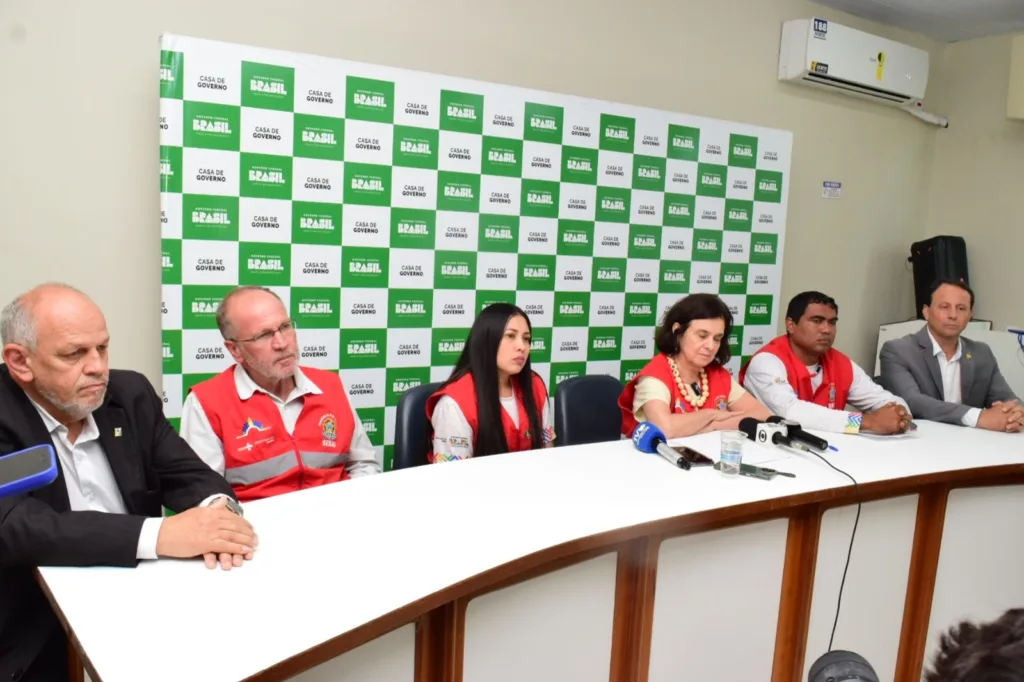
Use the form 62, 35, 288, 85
766, 415, 785, 424
737, 417, 760, 440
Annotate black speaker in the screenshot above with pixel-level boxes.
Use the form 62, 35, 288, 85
908, 236, 969, 319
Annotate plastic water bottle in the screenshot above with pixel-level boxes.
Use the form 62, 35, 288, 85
719, 430, 745, 477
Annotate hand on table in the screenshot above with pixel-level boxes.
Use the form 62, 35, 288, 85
862, 403, 911, 435
156, 497, 257, 570
983, 401, 1024, 433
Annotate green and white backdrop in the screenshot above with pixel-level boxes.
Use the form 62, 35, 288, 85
159, 33, 792, 470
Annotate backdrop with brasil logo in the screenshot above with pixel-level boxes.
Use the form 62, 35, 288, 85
159, 33, 793, 469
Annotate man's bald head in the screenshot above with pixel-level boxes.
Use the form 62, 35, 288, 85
1, 283, 111, 424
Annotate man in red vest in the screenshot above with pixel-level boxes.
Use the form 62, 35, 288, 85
739, 291, 911, 435
180, 286, 380, 501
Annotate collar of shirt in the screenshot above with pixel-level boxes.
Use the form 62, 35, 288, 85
27, 396, 101, 444
927, 328, 962, 362
233, 364, 322, 406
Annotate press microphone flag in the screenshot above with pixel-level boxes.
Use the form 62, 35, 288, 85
738, 418, 815, 454
0, 444, 59, 500
631, 422, 689, 470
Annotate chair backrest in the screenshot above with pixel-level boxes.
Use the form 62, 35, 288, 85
392, 381, 442, 470
553, 374, 624, 447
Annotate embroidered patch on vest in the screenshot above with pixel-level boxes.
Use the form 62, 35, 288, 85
319, 413, 337, 441
715, 395, 728, 410
239, 417, 269, 438
828, 383, 837, 410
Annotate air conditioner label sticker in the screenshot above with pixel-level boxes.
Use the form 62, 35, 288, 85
876, 51, 886, 80
811, 61, 829, 75
813, 18, 828, 39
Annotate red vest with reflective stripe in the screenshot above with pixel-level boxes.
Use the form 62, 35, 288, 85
738, 335, 854, 410
618, 354, 733, 437
424, 371, 549, 463
190, 366, 356, 502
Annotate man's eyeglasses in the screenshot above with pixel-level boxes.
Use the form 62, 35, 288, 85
230, 320, 296, 345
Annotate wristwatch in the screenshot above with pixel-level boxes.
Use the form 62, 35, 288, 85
223, 497, 244, 517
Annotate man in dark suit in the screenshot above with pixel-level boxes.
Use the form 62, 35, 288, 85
0, 283, 259, 682
880, 279, 1022, 432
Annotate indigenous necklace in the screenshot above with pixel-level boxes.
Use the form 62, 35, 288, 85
667, 355, 708, 409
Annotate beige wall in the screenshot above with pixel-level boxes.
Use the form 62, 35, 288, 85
925, 34, 1024, 329
0, 0, 945, 384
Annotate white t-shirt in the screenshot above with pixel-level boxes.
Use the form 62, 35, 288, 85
430, 394, 555, 462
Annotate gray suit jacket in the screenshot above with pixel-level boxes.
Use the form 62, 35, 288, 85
879, 326, 1019, 424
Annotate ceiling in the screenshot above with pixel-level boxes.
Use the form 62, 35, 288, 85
811, 0, 1024, 42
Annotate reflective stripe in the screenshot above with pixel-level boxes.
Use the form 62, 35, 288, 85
300, 451, 350, 470
225, 451, 298, 486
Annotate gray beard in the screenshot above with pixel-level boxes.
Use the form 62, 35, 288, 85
38, 384, 105, 422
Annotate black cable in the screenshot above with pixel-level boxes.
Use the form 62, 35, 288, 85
807, 449, 861, 653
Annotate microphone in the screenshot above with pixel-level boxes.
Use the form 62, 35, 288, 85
808, 650, 878, 681
631, 422, 690, 470
767, 415, 829, 452
0, 444, 59, 500
738, 418, 816, 454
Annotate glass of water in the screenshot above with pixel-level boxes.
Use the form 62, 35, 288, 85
719, 430, 746, 477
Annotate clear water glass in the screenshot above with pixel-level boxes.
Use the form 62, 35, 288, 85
719, 430, 746, 477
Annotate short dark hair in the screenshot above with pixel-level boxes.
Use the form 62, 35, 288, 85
654, 294, 733, 366
924, 608, 1024, 682
786, 291, 838, 324
928, 278, 975, 309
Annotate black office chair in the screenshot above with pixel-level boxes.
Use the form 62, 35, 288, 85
392, 381, 442, 470
553, 374, 624, 447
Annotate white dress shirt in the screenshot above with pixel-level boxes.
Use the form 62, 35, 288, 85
28, 399, 164, 560
927, 329, 982, 428
742, 353, 908, 434
430, 395, 555, 462
179, 365, 381, 477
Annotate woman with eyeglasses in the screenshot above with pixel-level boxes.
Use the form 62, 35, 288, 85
425, 303, 555, 463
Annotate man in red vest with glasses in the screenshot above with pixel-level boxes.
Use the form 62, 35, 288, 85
180, 286, 380, 501
739, 291, 911, 435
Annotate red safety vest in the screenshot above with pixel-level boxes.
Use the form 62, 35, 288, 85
190, 366, 356, 502
618, 354, 733, 437
739, 335, 853, 410
424, 371, 549, 463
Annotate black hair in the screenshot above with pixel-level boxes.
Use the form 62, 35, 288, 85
785, 291, 838, 325
928, 278, 975, 309
654, 294, 733, 366
924, 608, 1024, 682
442, 303, 544, 456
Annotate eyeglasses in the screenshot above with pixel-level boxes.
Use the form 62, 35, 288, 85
231, 320, 296, 345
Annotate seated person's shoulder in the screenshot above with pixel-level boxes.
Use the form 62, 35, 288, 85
105, 369, 160, 406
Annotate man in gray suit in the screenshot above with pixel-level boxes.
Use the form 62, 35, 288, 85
880, 279, 1022, 432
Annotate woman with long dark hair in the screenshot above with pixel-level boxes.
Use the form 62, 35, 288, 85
425, 303, 554, 463
619, 293, 772, 439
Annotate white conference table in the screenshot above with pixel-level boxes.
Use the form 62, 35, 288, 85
37, 421, 1024, 682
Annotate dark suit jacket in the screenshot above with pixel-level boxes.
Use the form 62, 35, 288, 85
0, 365, 236, 682
879, 326, 1019, 424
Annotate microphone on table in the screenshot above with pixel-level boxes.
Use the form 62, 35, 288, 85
0, 444, 58, 500
808, 650, 878, 682
737, 417, 815, 454
767, 415, 830, 452
631, 422, 690, 470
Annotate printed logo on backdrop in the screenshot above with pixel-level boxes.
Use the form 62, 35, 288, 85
341, 329, 387, 369
697, 163, 727, 199
524, 102, 564, 145
728, 326, 744, 358
441, 89, 484, 135
719, 263, 749, 296
184, 102, 240, 151
356, 408, 385, 447
293, 202, 342, 245
479, 215, 519, 253
391, 208, 436, 250
347, 76, 395, 123
482, 137, 523, 177
162, 330, 182, 375
599, 114, 635, 154
588, 328, 622, 363
668, 125, 700, 162
291, 288, 341, 329
162, 240, 182, 285
344, 163, 391, 206
633, 156, 666, 193
592, 258, 627, 293
551, 362, 587, 392
242, 153, 292, 200
242, 61, 295, 112
294, 114, 345, 161
521, 180, 560, 219
438, 171, 481, 213
342, 247, 390, 288
183, 285, 233, 329
620, 360, 648, 384
663, 194, 695, 229
750, 233, 779, 265
724, 199, 753, 232
435, 252, 477, 290
628, 226, 660, 260
240, 243, 290, 287
389, 290, 433, 328
557, 220, 595, 258
553, 292, 590, 327
517, 255, 556, 291
160, 146, 183, 193
432, 329, 470, 366
623, 294, 657, 327
393, 126, 440, 169
386, 368, 431, 407
755, 170, 784, 203
746, 295, 774, 327
527, 327, 552, 363
693, 229, 723, 262
659, 261, 691, 295
561, 147, 599, 185
160, 50, 184, 100
729, 134, 758, 169
596, 187, 630, 224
